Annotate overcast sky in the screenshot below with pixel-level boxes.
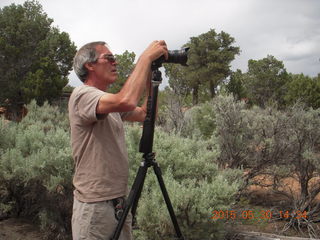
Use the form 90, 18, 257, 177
1, 0, 319, 88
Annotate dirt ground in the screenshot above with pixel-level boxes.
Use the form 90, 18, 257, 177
0, 217, 317, 240
0, 218, 42, 240
227, 219, 318, 239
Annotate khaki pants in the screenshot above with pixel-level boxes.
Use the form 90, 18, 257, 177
72, 197, 133, 240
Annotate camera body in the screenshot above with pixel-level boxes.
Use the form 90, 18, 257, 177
152, 48, 189, 69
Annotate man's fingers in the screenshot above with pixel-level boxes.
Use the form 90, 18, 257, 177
144, 40, 169, 62
156, 40, 168, 59
158, 40, 166, 45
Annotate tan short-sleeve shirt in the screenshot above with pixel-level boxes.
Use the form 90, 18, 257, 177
68, 85, 129, 203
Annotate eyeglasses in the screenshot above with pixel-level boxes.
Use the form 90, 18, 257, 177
96, 54, 116, 63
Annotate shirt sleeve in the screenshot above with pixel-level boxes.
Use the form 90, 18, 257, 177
76, 87, 107, 124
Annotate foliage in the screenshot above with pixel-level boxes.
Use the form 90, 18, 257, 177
1, 93, 319, 237
242, 55, 290, 108
0, 0, 76, 108
213, 95, 320, 237
1, 95, 316, 238
125, 125, 243, 239
186, 101, 217, 140
175, 94, 320, 236
285, 73, 320, 109
226, 59, 320, 110
164, 63, 190, 97
157, 87, 190, 135
225, 69, 248, 101
0, 100, 243, 239
0, 100, 73, 240
62, 84, 75, 93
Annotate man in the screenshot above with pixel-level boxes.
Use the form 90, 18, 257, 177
69, 40, 168, 239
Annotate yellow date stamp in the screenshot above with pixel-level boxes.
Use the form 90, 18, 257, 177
211, 210, 308, 220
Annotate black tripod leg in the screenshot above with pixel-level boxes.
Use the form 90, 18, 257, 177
131, 153, 154, 225
130, 169, 146, 226
153, 162, 185, 240
111, 163, 148, 240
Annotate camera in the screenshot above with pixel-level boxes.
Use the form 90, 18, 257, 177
152, 48, 189, 68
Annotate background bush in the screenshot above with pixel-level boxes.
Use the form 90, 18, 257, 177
0, 100, 242, 239
126, 125, 242, 239
0, 100, 73, 240
2, 95, 320, 238
187, 95, 320, 237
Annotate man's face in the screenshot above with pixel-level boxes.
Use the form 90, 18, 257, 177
92, 45, 118, 86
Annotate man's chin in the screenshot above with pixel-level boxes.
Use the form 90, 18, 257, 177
106, 78, 117, 87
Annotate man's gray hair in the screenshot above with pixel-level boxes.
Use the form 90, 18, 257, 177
73, 41, 107, 82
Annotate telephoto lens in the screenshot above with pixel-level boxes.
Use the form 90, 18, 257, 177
166, 48, 189, 66
152, 47, 189, 68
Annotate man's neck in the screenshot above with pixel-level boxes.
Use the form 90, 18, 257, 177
84, 77, 108, 91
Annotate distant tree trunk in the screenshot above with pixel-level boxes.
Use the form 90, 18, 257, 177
192, 86, 198, 105
209, 80, 216, 98
299, 174, 309, 201
4, 102, 28, 122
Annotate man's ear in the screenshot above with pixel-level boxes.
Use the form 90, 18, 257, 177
84, 62, 95, 72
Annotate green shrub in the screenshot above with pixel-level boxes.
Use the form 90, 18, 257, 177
0, 100, 73, 240
126, 125, 243, 239
182, 101, 217, 140
0, 100, 243, 240
213, 95, 320, 237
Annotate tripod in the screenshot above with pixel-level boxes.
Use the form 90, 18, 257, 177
111, 64, 184, 240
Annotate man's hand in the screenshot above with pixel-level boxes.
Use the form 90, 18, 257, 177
141, 40, 168, 63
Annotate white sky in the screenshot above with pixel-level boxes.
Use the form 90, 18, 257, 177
1, 0, 320, 88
